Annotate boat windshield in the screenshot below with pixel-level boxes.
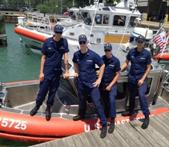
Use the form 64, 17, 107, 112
113, 15, 126, 26
81, 11, 92, 25
69, 11, 77, 20
129, 16, 139, 27
95, 14, 110, 25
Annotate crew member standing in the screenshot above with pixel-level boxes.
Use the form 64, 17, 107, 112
30, 25, 69, 121
121, 36, 151, 129
72, 34, 107, 138
100, 43, 120, 134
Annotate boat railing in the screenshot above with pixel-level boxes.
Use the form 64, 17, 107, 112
24, 14, 55, 35
24, 22, 54, 35
0, 82, 7, 107
36, 26, 53, 34
161, 70, 169, 92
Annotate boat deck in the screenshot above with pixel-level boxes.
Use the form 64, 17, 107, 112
31, 98, 169, 147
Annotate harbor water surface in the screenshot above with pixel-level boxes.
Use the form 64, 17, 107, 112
0, 23, 41, 83
0, 23, 41, 146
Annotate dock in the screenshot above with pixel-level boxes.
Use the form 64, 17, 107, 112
139, 20, 169, 30
31, 111, 169, 147
0, 11, 25, 23
0, 34, 7, 46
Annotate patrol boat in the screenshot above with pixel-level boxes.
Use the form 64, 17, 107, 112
0, 46, 169, 142
14, 0, 153, 54
14, 7, 82, 54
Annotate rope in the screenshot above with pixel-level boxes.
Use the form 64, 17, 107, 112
117, 6, 137, 51
88, 1, 99, 43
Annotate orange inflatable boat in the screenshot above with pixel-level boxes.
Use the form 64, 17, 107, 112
0, 107, 168, 143
154, 53, 169, 60
14, 26, 48, 43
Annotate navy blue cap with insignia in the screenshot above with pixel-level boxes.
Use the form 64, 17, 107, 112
104, 43, 112, 51
54, 25, 63, 33
78, 34, 87, 42
136, 35, 145, 43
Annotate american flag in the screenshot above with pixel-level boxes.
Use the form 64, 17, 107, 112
153, 31, 167, 52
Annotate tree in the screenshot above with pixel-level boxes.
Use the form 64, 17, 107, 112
0, 0, 121, 12
36, 3, 49, 15
36, 0, 75, 14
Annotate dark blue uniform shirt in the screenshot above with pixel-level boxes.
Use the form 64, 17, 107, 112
42, 37, 69, 79
127, 48, 151, 83
73, 49, 103, 87
102, 55, 120, 85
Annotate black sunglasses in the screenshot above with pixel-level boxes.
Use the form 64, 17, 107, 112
137, 40, 144, 44
55, 32, 62, 34
104, 49, 111, 52
79, 41, 86, 45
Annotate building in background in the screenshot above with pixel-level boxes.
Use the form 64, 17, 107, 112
137, 0, 169, 22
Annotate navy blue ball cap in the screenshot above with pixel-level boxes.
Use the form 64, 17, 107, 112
54, 25, 63, 33
78, 34, 87, 42
104, 43, 112, 51
136, 35, 145, 42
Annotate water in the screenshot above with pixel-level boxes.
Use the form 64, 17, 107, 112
0, 23, 41, 146
0, 23, 41, 83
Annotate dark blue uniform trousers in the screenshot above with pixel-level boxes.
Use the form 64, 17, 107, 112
100, 85, 117, 118
36, 76, 60, 107
77, 82, 107, 126
128, 81, 150, 116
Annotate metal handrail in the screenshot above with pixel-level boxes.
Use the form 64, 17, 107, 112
161, 70, 169, 92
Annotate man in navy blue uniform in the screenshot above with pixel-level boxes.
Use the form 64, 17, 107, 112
30, 25, 69, 121
100, 43, 120, 134
72, 34, 107, 138
121, 36, 152, 129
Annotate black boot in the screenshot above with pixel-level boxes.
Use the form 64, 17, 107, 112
141, 115, 149, 129
108, 118, 115, 134
45, 106, 52, 121
100, 125, 107, 138
30, 105, 39, 116
73, 115, 84, 121
121, 111, 135, 116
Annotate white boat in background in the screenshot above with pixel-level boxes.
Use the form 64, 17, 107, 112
25, 7, 82, 29
57, 7, 82, 28
15, 6, 83, 54
15, 0, 154, 56
62, 0, 155, 60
